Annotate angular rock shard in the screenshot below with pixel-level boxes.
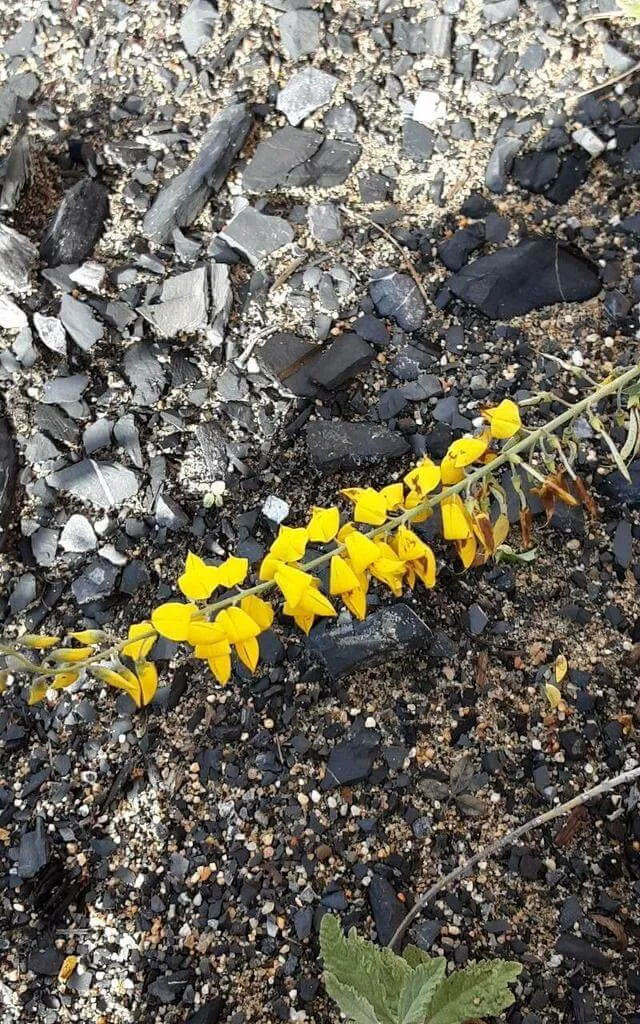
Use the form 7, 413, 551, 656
448, 237, 601, 319
180, 0, 218, 56
369, 268, 426, 331
0, 129, 31, 212
40, 178, 109, 266
0, 222, 37, 294
308, 604, 431, 677
305, 420, 409, 473
143, 102, 252, 243
47, 459, 139, 509
0, 412, 18, 551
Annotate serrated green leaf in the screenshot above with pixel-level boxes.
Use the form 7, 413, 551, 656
495, 544, 538, 565
424, 959, 522, 1024
402, 944, 437, 969
320, 915, 411, 1024
398, 960, 446, 1024
324, 974, 380, 1024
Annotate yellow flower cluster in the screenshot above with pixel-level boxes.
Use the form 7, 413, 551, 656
6, 398, 523, 707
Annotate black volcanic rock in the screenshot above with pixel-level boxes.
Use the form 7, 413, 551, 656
448, 237, 600, 318
0, 412, 18, 551
40, 178, 109, 266
305, 420, 409, 472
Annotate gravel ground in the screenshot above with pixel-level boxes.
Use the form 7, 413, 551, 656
1, 1, 640, 1023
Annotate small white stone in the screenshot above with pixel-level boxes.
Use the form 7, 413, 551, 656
572, 126, 605, 157
413, 89, 446, 125
262, 494, 289, 523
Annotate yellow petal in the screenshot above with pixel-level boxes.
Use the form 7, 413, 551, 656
93, 665, 140, 704
545, 682, 562, 709
413, 549, 437, 588
270, 525, 308, 563
151, 602, 195, 641
27, 681, 49, 705
216, 555, 248, 589
403, 488, 432, 523
446, 434, 490, 469
298, 586, 336, 618
394, 525, 428, 561
69, 629, 106, 645
555, 654, 568, 684
178, 551, 220, 601
370, 556, 405, 596
51, 647, 94, 663
186, 619, 226, 646
236, 636, 260, 673
380, 482, 405, 511
353, 487, 388, 526
337, 522, 356, 542
122, 622, 157, 661
441, 495, 472, 540
482, 398, 521, 440
216, 606, 261, 643
51, 671, 80, 691
194, 638, 231, 660
342, 587, 367, 620
20, 634, 60, 650
240, 594, 274, 631
307, 506, 340, 543
492, 514, 510, 548
258, 553, 281, 581
456, 534, 477, 570
274, 564, 313, 609
291, 608, 316, 635
208, 654, 231, 685
329, 555, 361, 595
440, 455, 464, 486
136, 661, 158, 707
404, 458, 441, 497
344, 531, 380, 574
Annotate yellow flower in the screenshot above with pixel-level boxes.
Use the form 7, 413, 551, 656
186, 619, 227, 646
51, 671, 80, 691
329, 555, 361, 595
51, 647, 95, 663
440, 455, 464, 486
344, 530, 380, 574
258, 553, 280, 581
178, 551, 220, 600
20, 634, 60, 650
353, 487, 388, 526
392, 526, 437, 589
342, 586, 367, 620
216, 607, 261, 643
283, 582, 336, 634
151, 602, 195, 641
274, 564, 314, 609
404, 458, 441, 497
93, 661, 158, 708
455, 533, 477, 569
240, 594, 274, 631
402, 488, 432, 523
122, 622, 157, 661
441, 494, 472, 540
216, 556, 248, 589
69, 629, 106, 645
379, 482, 405, 511
270, 525, 308, 562
370, 554, 405, 596
445, 433, 490, 469
482, 398, 521, 439
307, 506, 340, 543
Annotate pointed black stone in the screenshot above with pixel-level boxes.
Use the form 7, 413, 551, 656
40, 178, 109, 266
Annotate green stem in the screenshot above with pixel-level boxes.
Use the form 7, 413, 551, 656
5, 362, 640, 685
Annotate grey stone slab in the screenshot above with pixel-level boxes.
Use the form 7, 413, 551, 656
0, 222, 37, 294
47, 459, 139, 509
219, 206, 294, 266
276, 66, 337, 126
308, 604, 431, 677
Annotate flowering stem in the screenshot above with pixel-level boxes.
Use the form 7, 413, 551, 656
5, 362, 640, 685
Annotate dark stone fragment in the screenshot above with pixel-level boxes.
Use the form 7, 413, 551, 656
369, 268, 426, 331
438, 223, 484, 272
448, 237, 600, 319
619, 214, 640, 236
295, 138, 361, 188
305, 420, 409, 473
368, 875, 406, 946
123, 343, 165, 406
597, 460, 640, 510
143, 103, 252, 243
308, 603, 431, 677
512, 150, 560, 193
17, 818, 47, 878
40, 179, 109, 266
187, 998, 224, 1024
0, 412, 18, 551
377, 388, 407, 420
0, 129, 30, 212
467, 604, 489, 636
460, 193, 493, 218
243, 127, 323, 192
556, 934, 612, 970
403, 120, 434, 163
322, 741, 375, 790
0, 221, 38, 293
29, 947, 64, 976
354, 314, 389, 347
258, 331, 320, 397
310, 333, 373, 390
603, 289, 631, 321
47, 459, 139, 508
148, 973, 191, 1004
195, 421, 227, 481
180, 0, 218, 55
613, 519, 633, 568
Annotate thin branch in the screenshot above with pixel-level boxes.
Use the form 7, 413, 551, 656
388, 765, 640, 951
339, 204, 430, 304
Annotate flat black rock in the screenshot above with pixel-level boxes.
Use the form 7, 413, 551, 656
308, 603, 431, 677
556, 934, 612, 970
368, 875, 406, 946
448, 237, 600, 319
187, 998, 224, 1024
40, 178, 109, 266
369, 268, 426, 331
597, 460, 640, 509
305, 420, 409, 472
512, 150, 560, 193
0, 412, 17, 551
143, 103, 252, 243
310, 332, 374, 390
438, 223, 484, 272
258, 331, 320, 397
321, 740, 376, 790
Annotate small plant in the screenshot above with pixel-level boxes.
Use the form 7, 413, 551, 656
319, 914, 522, 1024
1, 362, 639, 708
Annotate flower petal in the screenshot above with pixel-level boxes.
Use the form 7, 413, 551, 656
329, 555, 361, 595
151, 602, 195, 641
216, 555, 248, 589
178, 551, 220, 601
236, 636, 260, 673
270, 525, 308, 563
482, 398, 521, 439
307, 506, 340, 543
216, 606, 261, 643
274, 564, 313, 609
344, 531, 380, 574
123, 622, 157, 661
441, 495, 472, 540
240, 594, 274, 631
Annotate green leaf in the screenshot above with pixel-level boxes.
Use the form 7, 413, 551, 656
402, 944, 436, 969
494, 544, 538, 565
397, 960, 447, 1024
424, 959, 522, 1024
320, 915, 411, 1024
618, 0, 640, 19
323, 974, 380, 1024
